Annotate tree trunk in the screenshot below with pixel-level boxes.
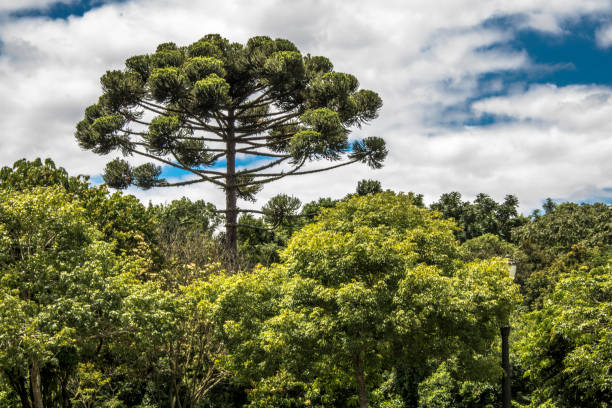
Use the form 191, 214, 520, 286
353, 354, 369, 408
225, 109, 238, 270
501, 324, 512, 408
30, 360, 44, 408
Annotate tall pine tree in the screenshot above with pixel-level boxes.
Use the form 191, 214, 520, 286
76, 34, 386, 266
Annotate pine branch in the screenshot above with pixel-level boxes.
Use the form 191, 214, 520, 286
128, 147, 227, 188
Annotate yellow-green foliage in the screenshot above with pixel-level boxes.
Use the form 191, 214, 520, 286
201, 192, 521, 406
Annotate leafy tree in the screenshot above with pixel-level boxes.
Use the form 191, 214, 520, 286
0, 158, 161, 268
516, 260, 612, 407
300, 197, 338, 221
153, 197, 223, 272
0, 158, 90, 195
0, 186, 144, 408
417, 360, 500, 408
236, 214, 282, 268
205, 193, 520, 407
116, 279, 229, 407
75, 34, 387, 266
513, 202, 611, 271
542, 197, 557, 214
513, 202, 611, 308
431, 192, 526, 242
356, 179, 382, 196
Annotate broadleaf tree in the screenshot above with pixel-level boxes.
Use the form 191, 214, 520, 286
75, 34, 386, 266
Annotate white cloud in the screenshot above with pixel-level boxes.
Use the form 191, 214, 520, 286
596, 23, 612, 48
1, 0, 611, 213
0, 1, 69, 12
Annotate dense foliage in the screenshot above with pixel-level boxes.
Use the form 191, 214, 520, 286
0, 153, 610, 407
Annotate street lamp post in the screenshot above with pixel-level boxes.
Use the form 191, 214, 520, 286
502, 256, 517, 408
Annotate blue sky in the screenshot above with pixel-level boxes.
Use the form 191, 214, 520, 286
1, 0, 611, 210
9, 0, 128, 19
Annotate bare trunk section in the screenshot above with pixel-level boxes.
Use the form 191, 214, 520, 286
501, 325, 512, 408
225, 109, 238, 270
353, 354, 369, 408
30, 360, 43, 408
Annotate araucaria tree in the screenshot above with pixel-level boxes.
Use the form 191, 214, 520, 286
75, 34, 386, 264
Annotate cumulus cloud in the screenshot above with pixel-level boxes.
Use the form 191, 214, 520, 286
1, 0, 611, 212
0, 1, 68, 12
596, 23, 612, 48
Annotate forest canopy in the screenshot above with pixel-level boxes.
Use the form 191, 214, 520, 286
2, 158, 609, 407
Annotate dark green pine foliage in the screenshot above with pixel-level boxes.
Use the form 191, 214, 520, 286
75, 34, 386, 265
356, 178, 382, 196
431, 192, 526, 242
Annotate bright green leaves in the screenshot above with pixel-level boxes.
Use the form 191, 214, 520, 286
283, 222, 409, 286
183, 56, 226, 82
350, 136, 388, 169
103, 158, 164, 190
0, 158, 90, 194
288, 108, 347, 161
192, 73, 230, 112
517, 261, 612, 407
224, 193, 522, 405
0, 184, 155, 407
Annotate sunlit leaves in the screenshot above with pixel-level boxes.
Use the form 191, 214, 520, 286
517, 261, 612, 407
212, 193, 520, 405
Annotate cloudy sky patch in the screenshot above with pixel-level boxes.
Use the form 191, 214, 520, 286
1, 0, 611, 212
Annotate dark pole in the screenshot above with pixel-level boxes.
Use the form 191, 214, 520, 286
501, 324, 511, 408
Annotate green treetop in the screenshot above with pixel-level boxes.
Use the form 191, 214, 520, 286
75, 34, 386, 266
201, 193, 520, 407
